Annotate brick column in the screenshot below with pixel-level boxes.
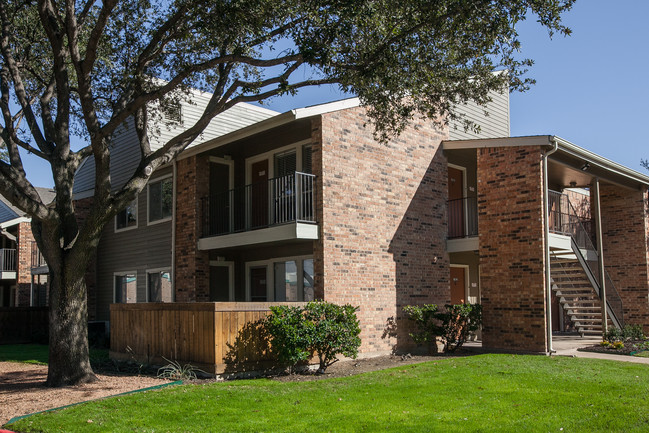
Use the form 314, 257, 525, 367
16, 222, 34, 306
599, 184, 649, 330
174, 155, 210, 301
317, 107, 449, 355
477, 146, 548, 352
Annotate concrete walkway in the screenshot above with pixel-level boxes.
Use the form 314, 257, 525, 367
465, 335, 649, 365
551, 334, 649, 365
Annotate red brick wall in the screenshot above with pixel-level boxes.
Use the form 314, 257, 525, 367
175, 155, 210, 301
599, 184, 649, 330
15, 222, 34, 306
314, 107, 449, 356
477, 146, 548, 352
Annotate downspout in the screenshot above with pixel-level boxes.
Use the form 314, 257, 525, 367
171, 160, 177, 302
593, 178, 608, 333
543, 138, 559, 354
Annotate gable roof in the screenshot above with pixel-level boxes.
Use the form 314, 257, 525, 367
73, 101, 279, 198
0, 187, 56, 224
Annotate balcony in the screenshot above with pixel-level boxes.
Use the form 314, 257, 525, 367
199, 172, 318, 250
447, 196, 478, 252
31, 242, 48, 274
0, 248, 16, 279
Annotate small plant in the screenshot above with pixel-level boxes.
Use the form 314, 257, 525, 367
623, 324, 645, 341
600, 341, 612, 347
265, 301, 361, 373
402, 304, 439, 345
613, 341, 625, 350
403, 303, 483, 352
157, 357, 200, 381
605, 325, 646, 343
604, 327, 623, 343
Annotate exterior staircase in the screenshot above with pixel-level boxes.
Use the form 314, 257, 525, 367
548, 190, 624, 336
550, 249, 611, 335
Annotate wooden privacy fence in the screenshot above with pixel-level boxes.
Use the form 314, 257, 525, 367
0, 307, 49, 344
110, 302, 305, 374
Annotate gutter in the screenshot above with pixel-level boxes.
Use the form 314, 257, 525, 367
551, 136, 649, 187
171, 160, 177, 301
542, 138, 559, 354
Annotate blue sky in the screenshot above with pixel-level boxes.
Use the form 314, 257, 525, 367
21, 1, 649, 187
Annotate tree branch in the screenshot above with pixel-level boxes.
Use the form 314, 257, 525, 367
0, 0, 51, 153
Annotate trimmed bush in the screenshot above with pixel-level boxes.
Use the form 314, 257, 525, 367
265, 301, 361, 373
403, 303, 482, 352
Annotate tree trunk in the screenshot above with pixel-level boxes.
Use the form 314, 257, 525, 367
45, 252, 97, 387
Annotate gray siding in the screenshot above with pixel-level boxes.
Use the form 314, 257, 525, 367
94, 166, 173, 321
150, 95, 278, 150
73, 118, 141, 196
74, 102, 277, 197
449, 89, 510, 140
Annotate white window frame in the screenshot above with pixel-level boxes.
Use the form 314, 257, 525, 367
209, 260, 235, 301
113, 271, 138, 303
115, 197, 139, 233
147, 174, 173, 226
146, 267, 173, 302
245, 139, 312, 185
244, 254, 313, 302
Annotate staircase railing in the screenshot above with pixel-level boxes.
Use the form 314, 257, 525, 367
548, 190, 624, 329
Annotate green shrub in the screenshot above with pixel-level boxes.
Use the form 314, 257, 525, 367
265, 305, 312, 368
623, 324, 645, 341
403, 303, 483, 353
265, 301, 361, 373
303, 301, 361, 373
605, 325, 646, 343
401, 304, 439, 345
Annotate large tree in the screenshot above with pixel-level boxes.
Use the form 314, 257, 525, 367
0, 0, 574, 386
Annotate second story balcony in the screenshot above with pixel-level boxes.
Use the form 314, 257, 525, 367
0, 248, 16, 280
199, 172, 318, 250
447, 196, 478, 252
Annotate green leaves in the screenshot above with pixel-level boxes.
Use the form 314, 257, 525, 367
265, 301, 361, 373
403, 303, 483, 352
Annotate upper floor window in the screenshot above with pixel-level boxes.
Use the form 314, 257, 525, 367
115, 199, 137, 231
148, 177, 173, 223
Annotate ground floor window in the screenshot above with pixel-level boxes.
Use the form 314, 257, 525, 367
147, 270, 172, 302
247, 256, 314, 302
114, 272, 137, 303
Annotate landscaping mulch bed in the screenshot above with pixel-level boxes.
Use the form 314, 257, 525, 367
577, 340, 649, 357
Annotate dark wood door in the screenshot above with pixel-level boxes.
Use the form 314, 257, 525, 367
450, 267, 466, 304
448, 167, 464, 238
209, 162, 231, 234
250, 266, 267, 301
251, 159, 269, 228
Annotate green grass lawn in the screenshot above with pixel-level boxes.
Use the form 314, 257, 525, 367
0, 344, 109, 365
7, 354, 649, 432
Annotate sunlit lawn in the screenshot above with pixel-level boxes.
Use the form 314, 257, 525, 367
7, 354, 649, 432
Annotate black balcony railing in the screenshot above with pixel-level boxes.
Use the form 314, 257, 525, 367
448, 196, 478, 239
0, 248, 16, 272
202, 172, 316, 237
